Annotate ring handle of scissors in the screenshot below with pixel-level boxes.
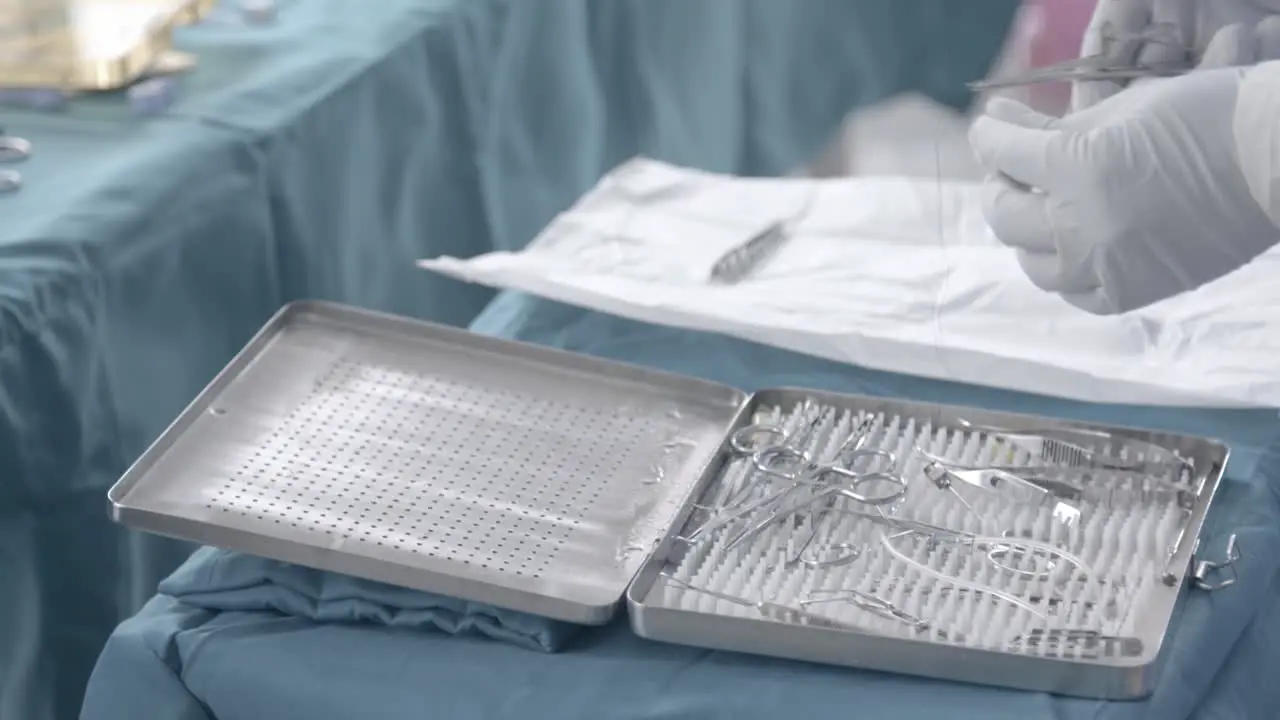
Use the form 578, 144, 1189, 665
751, 445, 812, 480
0, 136, 32, 164
796, 542, 862, 569
0, 169, 21, 195
809, 466, 906, 507
730, 423, 789, 455
985, 543, 1059, 583
835, 447, 896, 474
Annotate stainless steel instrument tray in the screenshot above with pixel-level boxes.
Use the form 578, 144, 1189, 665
111, 304, 1235, 699
627, 388, 1231, 700
108, 301, 745, 624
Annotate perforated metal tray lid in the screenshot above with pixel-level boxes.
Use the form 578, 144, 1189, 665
108, 301, 747, 624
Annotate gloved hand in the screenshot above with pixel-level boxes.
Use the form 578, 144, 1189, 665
1073, 0, 1280, 111
969, 67, 1280, 314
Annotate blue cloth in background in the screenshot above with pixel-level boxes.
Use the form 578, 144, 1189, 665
79, 293, 1280, 720
159, 548, 580, 653
465, 0, 1015, 255
0, 1, 1020, 718
0, 116, 280, 720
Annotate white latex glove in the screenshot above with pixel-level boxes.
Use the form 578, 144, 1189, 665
969, 67, 1280, 315
1073, 0, 1280, 111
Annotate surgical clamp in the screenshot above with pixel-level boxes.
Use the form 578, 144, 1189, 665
659, 572, 871, 632
968, 22, 1191, 91
715, 419, 907, 552
687, 416, 906, 544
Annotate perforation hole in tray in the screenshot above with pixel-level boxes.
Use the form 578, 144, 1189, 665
203, 356, 665, 580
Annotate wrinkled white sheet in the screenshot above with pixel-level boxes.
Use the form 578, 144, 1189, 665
419, 158, 1280, 408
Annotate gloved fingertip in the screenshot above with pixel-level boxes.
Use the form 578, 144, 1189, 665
983, 97, 1059, 130
966, 115, 1003, 167
1061, 288, 1119, 315
1016, 248, 1079, 295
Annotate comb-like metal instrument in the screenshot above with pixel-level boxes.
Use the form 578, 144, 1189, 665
956, 419, 1191, 475
708, 222, 789, 285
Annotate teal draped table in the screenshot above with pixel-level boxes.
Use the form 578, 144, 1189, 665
0, 2, 1017, 718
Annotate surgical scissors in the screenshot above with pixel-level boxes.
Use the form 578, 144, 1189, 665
661, 572, 957, 642
824, 500, 1098, 589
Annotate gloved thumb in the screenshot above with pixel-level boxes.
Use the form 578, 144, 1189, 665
1196, 17, 1280, 69
983, 97, 1059, 130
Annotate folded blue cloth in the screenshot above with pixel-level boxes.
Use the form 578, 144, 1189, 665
158, 547, 581, 653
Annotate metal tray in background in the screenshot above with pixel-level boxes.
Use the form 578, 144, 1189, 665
627, 388, 1232, 700
109, 301, 745, 625
0, 0, 211, 91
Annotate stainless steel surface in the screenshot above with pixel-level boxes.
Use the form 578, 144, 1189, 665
109, 301, 744, 624
628, 387, 1229, 699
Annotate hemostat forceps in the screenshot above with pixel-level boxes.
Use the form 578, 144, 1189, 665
968, 21, 1191, 91
686, 415, 906, 545
729, 417, 905, 504
712, 418, 908, 554
659, 572, 868, 632
800, 588, 960, 642
880, 520, 1094, 587
661, 573, 956, 642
